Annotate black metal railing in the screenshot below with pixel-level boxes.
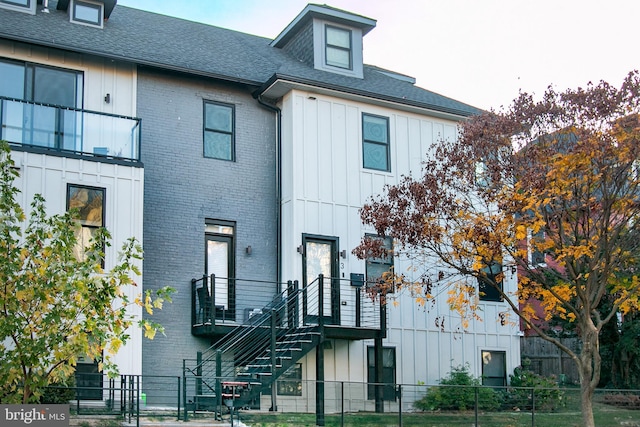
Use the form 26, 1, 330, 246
41, 374, 182, 427
185, 274, 386, 418
0, 96, 141, 161
191, 275, 382, 331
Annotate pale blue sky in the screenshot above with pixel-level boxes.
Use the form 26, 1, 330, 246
117, 0, 638, 111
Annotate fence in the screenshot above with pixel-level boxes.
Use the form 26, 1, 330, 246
41, 374, 181, 427
521, 336, 581, 384
40, 375, 640, 426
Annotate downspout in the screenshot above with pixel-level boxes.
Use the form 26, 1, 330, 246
256, 95, 282, 288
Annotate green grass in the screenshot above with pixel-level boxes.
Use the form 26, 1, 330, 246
239, 404, 640, 427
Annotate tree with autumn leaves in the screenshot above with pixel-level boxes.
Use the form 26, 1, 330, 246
0, 141, 173, 403
354, 71, 640, 427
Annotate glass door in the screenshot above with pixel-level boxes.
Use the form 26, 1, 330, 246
303, 235, 339, 325
205, 221, 235, 320
25, 64, 83, 149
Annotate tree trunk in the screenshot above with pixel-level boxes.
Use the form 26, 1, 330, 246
580, 381, 595, 427
578, 323, 600, 427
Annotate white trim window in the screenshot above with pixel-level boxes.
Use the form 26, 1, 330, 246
325, 25, 352, 70
0, 0, 35, 14
70, 0, 104, 28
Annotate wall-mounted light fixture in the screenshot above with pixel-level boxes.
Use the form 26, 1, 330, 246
246, 245, 252, 255
297, 245, 304, 255
340, 249, 347, 259
104, 93, 111, 104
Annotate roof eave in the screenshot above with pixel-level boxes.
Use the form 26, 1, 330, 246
0, 33, 264, 88
258, 74, 478, 121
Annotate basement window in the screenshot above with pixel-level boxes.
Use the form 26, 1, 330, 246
0, 0, 35, 14
70, 0, 104, 28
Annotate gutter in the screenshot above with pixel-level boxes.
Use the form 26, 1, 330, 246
259, 73, 481, 119
255, 95, 283, 289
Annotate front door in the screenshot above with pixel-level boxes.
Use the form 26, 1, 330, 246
205, 221, 235, 320
302, 234, 339, 325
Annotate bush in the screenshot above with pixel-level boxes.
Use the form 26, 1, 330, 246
503, 365, 564, 411
414, 365, 500, 411
40, 376, 76, 404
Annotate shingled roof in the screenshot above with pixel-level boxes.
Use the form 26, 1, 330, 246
0, 0, 480, 117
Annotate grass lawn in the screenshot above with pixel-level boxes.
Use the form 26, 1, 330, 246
239, 404, 640, 426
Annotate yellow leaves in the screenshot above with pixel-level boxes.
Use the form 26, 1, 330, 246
143, 292, 153, 315
536, 284, 576, 322
143, 321, 157, 340
108, 337, 122, 355
446, 282, 481, 329
515, 225, 527, 241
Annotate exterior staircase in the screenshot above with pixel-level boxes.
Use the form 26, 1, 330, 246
184, 278, 326, 413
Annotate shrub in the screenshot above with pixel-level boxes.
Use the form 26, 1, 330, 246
503, 365, 564, 411
414, 365, 500, 411
40, 376, 76, 404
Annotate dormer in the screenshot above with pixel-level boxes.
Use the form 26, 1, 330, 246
271, 4, 376, 79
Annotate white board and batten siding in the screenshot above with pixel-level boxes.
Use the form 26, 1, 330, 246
280, 89, 520, 387
3, 40, 143, 376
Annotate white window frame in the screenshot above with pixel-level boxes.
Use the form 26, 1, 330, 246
70, 0, 104, 29
0, 0, 36, 14
325, 25, 352, 70
312, 19, 364, 78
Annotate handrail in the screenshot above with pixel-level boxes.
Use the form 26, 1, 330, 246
185, 273, 385, 401
187, 277, 322, 381
0, 96, 141, 161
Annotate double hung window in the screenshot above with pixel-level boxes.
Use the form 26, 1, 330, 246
325, 25, 352, 70
204, 101, 235, 161
362, 113, 390, 171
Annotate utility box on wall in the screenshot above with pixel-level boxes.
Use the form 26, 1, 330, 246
350, 273, 364, 287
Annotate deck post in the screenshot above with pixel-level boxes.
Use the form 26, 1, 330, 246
270, 308, 278, 412
316, 274, 325, 426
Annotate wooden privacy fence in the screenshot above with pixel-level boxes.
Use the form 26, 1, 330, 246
520, 336, 580, 385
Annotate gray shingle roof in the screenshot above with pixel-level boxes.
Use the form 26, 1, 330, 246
0, 1, 480, 117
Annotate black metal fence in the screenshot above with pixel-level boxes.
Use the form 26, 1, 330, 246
42, 374, 181, 427
43, 375, 640, 426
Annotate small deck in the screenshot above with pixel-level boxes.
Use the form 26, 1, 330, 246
191, 275, 385, 341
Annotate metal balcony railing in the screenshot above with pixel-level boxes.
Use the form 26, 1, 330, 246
0, 96, 141, 161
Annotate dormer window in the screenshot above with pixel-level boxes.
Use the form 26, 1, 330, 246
70, 0, 104, 28
271, 4, 374, 79
0, 0, 35, 14
325, 25, 352, 70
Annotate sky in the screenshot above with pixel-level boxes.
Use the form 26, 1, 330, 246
117, 0, 638, 111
